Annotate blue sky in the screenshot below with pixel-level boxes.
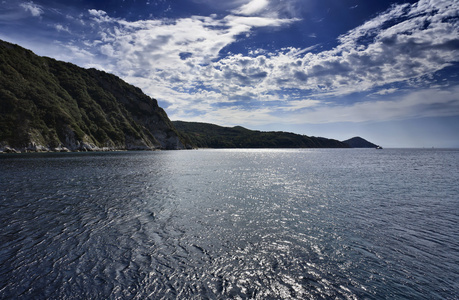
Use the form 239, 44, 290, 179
1, 0, 459, 147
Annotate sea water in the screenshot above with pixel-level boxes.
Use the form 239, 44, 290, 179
0, 149, 458, 299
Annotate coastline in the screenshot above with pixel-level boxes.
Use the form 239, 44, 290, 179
0, 143, 165, 154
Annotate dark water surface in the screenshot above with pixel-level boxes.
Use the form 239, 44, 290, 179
1, 149, 458, 299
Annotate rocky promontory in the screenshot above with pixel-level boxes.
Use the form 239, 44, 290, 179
0, 40, 188, 153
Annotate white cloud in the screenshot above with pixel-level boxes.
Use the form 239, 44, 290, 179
178, 106, 283, 127
281, 0, 459, 95
54, 24, 70, 33
280, 99, 321, 111
234, 0, 270, 16
88, 9, 112, 23
56, 42, 96, 61
83, 10, 297, 87
371, 88, 398, 96
88, 9, 106, 18
20, 1, 43, 17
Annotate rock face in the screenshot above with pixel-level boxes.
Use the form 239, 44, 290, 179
0, 39, 186, 152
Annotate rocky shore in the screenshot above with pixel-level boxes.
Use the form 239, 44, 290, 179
0, 141, 170, 154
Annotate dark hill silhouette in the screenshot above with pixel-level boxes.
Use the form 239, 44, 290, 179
342, 137, 381, 148
172, 121, 349, 148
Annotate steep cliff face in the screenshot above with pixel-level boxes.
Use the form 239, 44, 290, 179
0, 40, 186, 152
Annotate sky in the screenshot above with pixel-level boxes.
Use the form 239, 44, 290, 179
1, 0, 459, 147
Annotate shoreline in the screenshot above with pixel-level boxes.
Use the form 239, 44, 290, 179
0, 145, 169, 154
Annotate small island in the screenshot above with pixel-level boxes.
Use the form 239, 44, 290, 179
342, 137, 382, 149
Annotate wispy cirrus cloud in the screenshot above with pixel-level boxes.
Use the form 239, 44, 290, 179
288, 85, 459, 124
181, 85, 459, 127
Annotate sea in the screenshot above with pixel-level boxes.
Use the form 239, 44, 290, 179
0, 148, 458, 299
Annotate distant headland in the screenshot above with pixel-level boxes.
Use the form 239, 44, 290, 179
173, 121, 379, 149
342, 136, 382, 149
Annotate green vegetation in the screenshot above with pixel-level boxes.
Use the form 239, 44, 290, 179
172, 121, 349, 148
0, 40, 185, 151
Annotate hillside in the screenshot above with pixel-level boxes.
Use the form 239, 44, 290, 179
172, 121, 349, 148
0, 40, 186, 152
342, 137, 380, 148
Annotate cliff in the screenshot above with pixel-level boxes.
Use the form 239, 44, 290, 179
0, 40, 186, 152
172, 121, 349, 148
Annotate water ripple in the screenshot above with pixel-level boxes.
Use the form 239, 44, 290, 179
1, 149, 458, 299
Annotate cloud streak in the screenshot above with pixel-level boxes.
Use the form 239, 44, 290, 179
290, 85, 459, 124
